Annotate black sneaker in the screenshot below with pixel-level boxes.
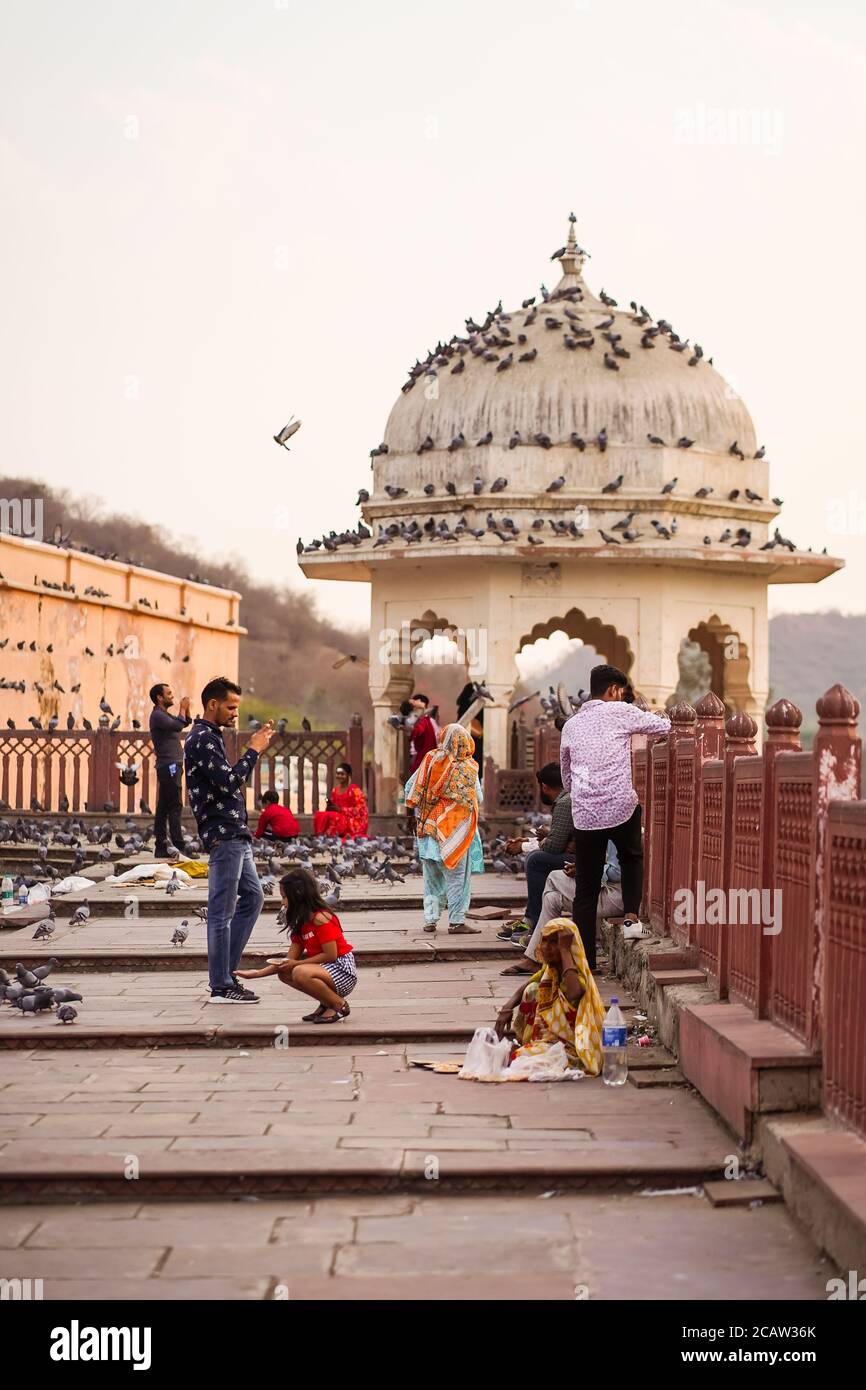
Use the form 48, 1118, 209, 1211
209, 986, 259, 1004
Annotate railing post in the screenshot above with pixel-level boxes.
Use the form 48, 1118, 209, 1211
347, 714, 364, 794
811, 685, 862, 1048
719, 710, 758, 999
86, 727, 112, 811
758, 699, 802, 1018
687, 692, 726, 952
665, 701, 697, 940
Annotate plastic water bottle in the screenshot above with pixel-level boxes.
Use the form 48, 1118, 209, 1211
1, 875, 12, 913
602, 997, 629, 1086
18, 882, 29, 907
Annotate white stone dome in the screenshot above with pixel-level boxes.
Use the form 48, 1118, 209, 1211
383, 220, 757, 461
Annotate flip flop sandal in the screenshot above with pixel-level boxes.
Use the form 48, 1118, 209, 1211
500, 962, 536, 976
302, 1004, 327, 1022
447, 924, 481, 934
423, 923, 438, 933
312, 1003, 351, 1024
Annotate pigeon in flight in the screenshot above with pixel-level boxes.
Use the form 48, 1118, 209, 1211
274, 417, 302, 449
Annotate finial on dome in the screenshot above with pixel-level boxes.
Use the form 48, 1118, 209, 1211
554, 212, 590, 291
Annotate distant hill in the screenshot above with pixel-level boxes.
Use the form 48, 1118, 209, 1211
2, 475, 862, 738
769, 612, 866, 731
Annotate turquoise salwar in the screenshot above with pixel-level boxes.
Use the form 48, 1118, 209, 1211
407, 769, 484, 927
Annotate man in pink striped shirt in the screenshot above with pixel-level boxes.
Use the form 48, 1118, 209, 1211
560, 664, 670, 967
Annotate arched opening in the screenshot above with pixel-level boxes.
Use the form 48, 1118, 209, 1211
517, 607, 634, 676
509, 608, 634, 768
685, 616, 752, 713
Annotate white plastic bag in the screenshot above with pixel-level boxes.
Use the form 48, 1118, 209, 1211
459, 1027, 513, 1080
503, 1040, 581, 1082
51, 874, 97, 895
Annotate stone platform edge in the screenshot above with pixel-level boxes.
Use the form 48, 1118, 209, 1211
602, 920, 866, 1273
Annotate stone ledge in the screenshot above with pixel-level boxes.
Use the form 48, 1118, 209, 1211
758, 1114, 866, 1272
0, 1021, 478, 1051
677, 1003, 821, 1144
0, 942, 514, 973
0, 1146, 727, 1203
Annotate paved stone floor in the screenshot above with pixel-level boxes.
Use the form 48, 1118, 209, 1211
0, 880, 836, 1300
0, 1192, 833, 1301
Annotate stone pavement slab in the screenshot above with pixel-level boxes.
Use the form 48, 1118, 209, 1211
0, 1192, 833, 1301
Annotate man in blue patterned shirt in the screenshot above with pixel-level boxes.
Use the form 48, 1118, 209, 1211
184, 676, 274, 1003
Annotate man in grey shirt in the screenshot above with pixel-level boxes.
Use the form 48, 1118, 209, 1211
149, 683, 191, 858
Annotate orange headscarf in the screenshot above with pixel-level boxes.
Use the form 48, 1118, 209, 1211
406, 723, 479, 868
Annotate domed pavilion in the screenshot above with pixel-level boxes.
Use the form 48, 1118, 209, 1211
300, 216, 842, 809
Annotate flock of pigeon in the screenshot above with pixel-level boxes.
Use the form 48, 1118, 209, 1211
294, 233, 829, 561
13, 520, 225, 592
0, 960, 81, 1023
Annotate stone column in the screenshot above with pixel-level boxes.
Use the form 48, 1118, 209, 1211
480, 682, 515, 775
370, 684, 413, 817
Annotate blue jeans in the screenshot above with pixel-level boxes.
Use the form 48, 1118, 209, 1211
525, 849, 570, 925
206, 838, 264, 991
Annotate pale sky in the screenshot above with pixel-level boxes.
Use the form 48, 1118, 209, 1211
2, 0, 865, 630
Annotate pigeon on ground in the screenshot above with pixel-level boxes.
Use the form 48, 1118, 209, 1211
15, 991, 54, 1013
49, 988, 83, 1005
68, 901, 91, 927
171, 923, 189, 947
57, 1004, 78, 1024
30, 959, 58, 980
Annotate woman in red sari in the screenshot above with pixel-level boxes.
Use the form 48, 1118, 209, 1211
312, 762, 368, 840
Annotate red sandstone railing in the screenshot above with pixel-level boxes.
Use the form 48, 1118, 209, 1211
0, 719, 364, 818
634, 684, 866, 1141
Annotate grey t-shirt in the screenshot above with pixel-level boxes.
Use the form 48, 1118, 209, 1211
149, 707, 191, 770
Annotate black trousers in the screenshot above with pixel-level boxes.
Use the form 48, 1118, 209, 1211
571, 806, 643, 971
154, 766, 184, 855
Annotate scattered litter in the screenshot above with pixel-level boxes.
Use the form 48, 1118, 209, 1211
538, 1190, 560, 1199
238, 1051, 250, 1058
637, 1034, 652, 1047
640, 1185, 702, 1198
635, 1012, 648, 1021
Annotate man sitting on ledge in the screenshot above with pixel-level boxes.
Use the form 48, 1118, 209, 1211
497, 762, 573, 947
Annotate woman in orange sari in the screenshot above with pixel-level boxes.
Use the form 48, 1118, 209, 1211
405, 723, 484, 934
312, 763, 368, 840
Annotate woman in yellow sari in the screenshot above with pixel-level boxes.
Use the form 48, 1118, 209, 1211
494, 917, 605, 1075
405, 723, 483, 934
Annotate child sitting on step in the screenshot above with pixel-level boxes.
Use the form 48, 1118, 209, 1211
236, 867, 357, 1024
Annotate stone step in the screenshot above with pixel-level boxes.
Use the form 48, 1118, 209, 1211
46, 885, 524, 919
703, 1178, 782, 1207
628, 1067, 688, 1088
0, 941, 515, 972
650, 968, 708, 988
0, 1019, 480, 1051
0, 1144, 729, 1201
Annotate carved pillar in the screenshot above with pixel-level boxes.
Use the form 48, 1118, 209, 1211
685, 692, 726, 952
664, 701, 697, 941
719, 710, 758, 999
812, 685, 862, 1045
758, 699, 802, 1017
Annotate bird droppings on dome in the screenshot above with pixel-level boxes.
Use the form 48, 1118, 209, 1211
296, 215, 842, 585
385, 214, 757, 460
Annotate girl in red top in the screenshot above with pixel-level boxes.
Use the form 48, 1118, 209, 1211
237, 867, 357, 1024
312, 762, 368, 840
